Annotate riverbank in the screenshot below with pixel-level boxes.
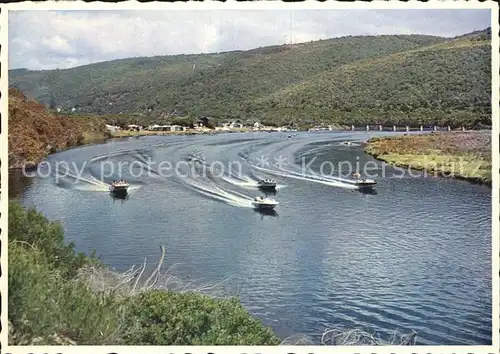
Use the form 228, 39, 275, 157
8, 88, 110, 170
364, 131, 492, 186
109, 128, 247, 138
108, 126, 300, 138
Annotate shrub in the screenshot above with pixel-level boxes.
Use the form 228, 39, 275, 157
122, 290, 281, 345
8, 242, 123, 345
8, 200, 96, 278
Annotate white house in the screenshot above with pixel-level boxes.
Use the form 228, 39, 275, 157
147, 124, 186, 132
170, 125, 186, 132
253, 122, 261, 130
106, 124, 120, 132
218, 121, 244, 130
148, 124, 168, 131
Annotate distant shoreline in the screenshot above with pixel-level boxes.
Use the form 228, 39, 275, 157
7, 126, 289, 171
108, 127, 252, 138
363, 131, 492, 187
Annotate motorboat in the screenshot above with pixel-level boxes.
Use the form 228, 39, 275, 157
252, 196, 279, 210
257, 178, 277, 189
109, 180, 129, 195
350, 173, 377, 190
238, 152, 249, 160
341, 141, 352, 146
353, 178, 377, 190
187, 150, 206, 163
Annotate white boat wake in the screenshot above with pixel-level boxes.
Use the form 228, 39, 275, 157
249, 164, 358, 190
54, 165, 142, 193
174, 163, 255, 208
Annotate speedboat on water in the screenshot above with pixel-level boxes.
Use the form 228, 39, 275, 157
350, 173, 376, 190
238, 152, 249, 160
257, 178, 277, 189
109, 180, 129, 195
354, 178, 377, 190
187, 150, 206, 163
252, 196, 279, 210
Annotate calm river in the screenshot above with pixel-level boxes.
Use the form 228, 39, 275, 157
10, 131, 492, 345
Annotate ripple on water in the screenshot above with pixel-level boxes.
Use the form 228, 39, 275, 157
14, 132, 492, 345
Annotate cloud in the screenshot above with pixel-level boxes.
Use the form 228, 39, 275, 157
8, 9, 491, 70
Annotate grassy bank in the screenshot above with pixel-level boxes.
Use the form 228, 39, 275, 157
8, 88, 110, 170
8, 200, 281, 345
364, 132, 492, 185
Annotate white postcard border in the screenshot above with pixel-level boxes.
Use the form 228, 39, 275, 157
0, 1, 498, 354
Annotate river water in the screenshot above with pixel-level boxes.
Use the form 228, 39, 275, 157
10, 131, 492, 345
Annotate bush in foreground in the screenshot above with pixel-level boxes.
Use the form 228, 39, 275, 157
122, 291, 279, 345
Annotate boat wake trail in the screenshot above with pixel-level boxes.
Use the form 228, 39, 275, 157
220, 171, 287, 191
182, 177, 254, 208
52, 163, 108, 189
240, 136, 367, 190
221, 174, 257, 189
52, 133, 365, 198
53, 153, 147, 193
55, 167, 143, 193
173, 162, 255, 208
247, 161, 357, 190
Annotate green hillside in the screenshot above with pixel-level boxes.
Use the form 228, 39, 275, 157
252, 37, 491, 127
9, 28, 491, 128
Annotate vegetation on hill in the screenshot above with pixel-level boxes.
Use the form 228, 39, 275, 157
8, 200, 281, 345
9, 28, 491, 128
8, 88, 110, 169
364, 132, 492, 185
253, 39, 491, 127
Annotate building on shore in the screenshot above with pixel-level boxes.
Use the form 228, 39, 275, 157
127, 124, 142, 131
147, 124, 187, 132
106, 124, 121, 133
218, 121, 245, 130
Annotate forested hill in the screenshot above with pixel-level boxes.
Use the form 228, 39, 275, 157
9, 28, 491, 127
8, 88, 108, 169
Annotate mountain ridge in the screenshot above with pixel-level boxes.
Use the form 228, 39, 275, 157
9, 28, 491, 128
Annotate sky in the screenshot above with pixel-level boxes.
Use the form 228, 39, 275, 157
8, 9, 491, 70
